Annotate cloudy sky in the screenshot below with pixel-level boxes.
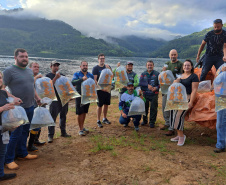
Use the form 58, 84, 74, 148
1, 0, 226, 40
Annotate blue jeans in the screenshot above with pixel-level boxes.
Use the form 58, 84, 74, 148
5, 106, 34, 163
200, 55, 224, 81
216, 109, 226, 149
0, 134, 7, 177
119, 113, 141, 127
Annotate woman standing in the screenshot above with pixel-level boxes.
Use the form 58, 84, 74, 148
0, 71, 17, 181
170, 60, 199, 146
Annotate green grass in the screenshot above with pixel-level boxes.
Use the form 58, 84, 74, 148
210, 164, 226, 179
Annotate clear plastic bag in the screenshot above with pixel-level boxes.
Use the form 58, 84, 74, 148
216, 63, 226, 76
114, 66, 129, 90
197, 80, 211, 93
30, 107, 55, 130
1, 97, 29, 132
55, 76, 81, 106
128, 97, 146, 116
135, 87, 141, 95
214, 72, 226, 112
81, 78, 98, 105
158, 70, 175, 94
35, 77, 57, 102
97, 69, 113, 93
165, 83, 188, 111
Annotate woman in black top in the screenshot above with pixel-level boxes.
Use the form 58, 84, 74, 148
170, 60, 199, 146
0, 71, 17, 181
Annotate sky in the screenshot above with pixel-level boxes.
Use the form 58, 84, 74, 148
1, 0, 226, 40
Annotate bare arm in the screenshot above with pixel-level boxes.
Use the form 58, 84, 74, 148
188, 82, 199, 109
196, 40, 206, 63
93, 75, 98, 84
223, 43, 226, 62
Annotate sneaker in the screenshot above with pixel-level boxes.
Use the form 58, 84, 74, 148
177, 135, 186, 146
83, 128, 89, 133
160, 125, 169, 130
97, 121, 103, 128
28, 145, 38, 152
102, 118, 111, 124
61, 133, 71, 137
165, 130, 175, 136
0, 173, 16, 181
141, 122, 147, 126
48, 137, 53, 143
79, 130, 86, 136
214, 148, 225, 153
5, 162, 19, 170
123, 123, 128, 127
170, 136, 179, 142
134, 126, 139, 131
150, 124, 155, 128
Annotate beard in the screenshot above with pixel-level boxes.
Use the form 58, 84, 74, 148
127, 69, 132, 72
82, 68, 87, 72
17, 60, 28, 67
171, 57, 177, 62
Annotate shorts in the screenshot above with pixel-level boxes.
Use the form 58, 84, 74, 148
97, 90, 111, 107
76, 97, 90, 115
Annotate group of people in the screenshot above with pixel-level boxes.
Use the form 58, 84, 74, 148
0, 19, 226, 182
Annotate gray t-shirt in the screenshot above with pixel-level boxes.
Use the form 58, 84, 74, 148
3, 65, 35, 108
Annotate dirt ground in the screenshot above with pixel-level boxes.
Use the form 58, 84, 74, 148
4, 95, 226, 185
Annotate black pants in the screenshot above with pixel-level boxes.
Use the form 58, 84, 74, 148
143, 94, 158, 125
48, 101, 68, 138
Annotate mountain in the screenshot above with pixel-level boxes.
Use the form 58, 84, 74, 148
150, 24, 226, 59
0, 10, 166, 58
0, 14, 133, 58
108, 36, 167, 57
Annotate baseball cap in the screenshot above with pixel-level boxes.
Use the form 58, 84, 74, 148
127, 82, 134, 86
51, 60, 60, 65
214, 19, 223, 24
126, 61, 133, 65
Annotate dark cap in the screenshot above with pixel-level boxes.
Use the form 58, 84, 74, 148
127, 61, 133, 65
214, 19, 223, 24
127, 82, 134, 86
51, 60, 60, 65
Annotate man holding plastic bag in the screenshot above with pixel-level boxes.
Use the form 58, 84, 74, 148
3, 49, 41, 170
114, 61, 139, 99
46, 61, 71, 143
119, 82, 145, 131
139, 60, 160, 128
72, 61, 94, 136
92, 53, 112, 128
161, 49, 183, 135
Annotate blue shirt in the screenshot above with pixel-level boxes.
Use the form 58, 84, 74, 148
71, 71, 94, 94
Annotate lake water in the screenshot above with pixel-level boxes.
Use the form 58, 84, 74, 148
0, 55, 177, 79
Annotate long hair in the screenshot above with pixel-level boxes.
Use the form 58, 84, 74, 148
182, 59, 194, 73
0, 71, 3, 89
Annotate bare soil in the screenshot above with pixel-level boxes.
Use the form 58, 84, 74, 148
4, 96, 226, 185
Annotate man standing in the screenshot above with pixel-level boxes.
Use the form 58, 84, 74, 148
92, 53, 112, 128
119, 82, 145, 131
115, 61, 139, 98
28, 62, 46, 151
4, 49, 40, 170
161, 49, 183, 136
72, 61, 94, 136
139, 60, 159, 128
46, 61, 71, 143
196, 19, 226, 81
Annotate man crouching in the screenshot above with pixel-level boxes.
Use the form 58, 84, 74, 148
119, 82, 145, 131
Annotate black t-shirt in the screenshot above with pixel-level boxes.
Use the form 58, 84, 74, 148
0, 90, 8, 126
92, 65, 111, 81
46, 72, 64, 102
204, 30, 226, 56
180, 73, 199, 95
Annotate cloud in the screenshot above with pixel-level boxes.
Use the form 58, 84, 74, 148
6, 0, 226, 40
